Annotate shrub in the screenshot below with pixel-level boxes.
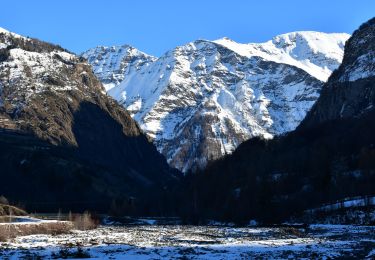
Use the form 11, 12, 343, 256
0, 226, 11, 242
71, 211, 98, 230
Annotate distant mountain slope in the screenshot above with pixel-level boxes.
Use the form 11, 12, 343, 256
182, 18, 375, 224
0, 27, 178, 214
83, 32, 348, 172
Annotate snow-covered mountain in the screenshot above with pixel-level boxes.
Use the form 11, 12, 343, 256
83, 32, 349, 172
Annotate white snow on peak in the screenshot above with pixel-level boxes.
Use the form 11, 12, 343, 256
214, 31, 350, 81
82, 45, 156, 91
0, 27, 10, 34
0, 27, 23, 39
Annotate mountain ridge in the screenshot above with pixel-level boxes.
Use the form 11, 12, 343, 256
214, 31, 350, 81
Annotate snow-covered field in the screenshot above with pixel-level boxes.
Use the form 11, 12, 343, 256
0, 224, 374, 259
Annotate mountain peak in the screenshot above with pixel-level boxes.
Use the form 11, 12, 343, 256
215, 36, 235, 42
271, 31, 350, 53
82, 44, 156, 91
85, 44, 151, 55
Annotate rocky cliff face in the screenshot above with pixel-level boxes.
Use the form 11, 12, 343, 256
301, 19, 375, 127
0, 28, 177, 213
83, 32, 349, 172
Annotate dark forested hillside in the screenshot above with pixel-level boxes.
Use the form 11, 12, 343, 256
180, 18, 375, 224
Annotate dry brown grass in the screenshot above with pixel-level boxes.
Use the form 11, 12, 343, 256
70, 211, 98, 230
0, 221, 74, 242
0, 211, 98, 242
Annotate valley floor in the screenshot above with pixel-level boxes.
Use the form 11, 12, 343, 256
0, 223, 374, 259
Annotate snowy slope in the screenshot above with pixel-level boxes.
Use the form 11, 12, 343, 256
215, 32, 350, 82
0, 27, 84, 118
337, 26, 375, 82
83, 32, 349, 172
340, 52, 375, 82
0, 27, 22, 39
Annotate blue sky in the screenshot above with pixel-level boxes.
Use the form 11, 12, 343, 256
1, 0, 374, 56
